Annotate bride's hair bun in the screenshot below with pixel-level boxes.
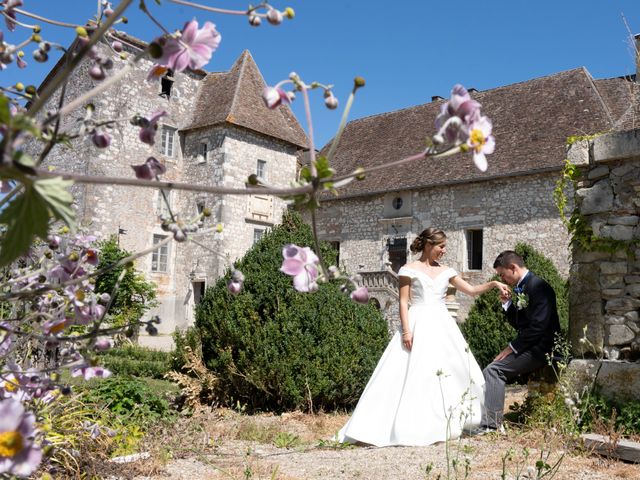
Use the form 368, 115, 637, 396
410, 228, 446, 253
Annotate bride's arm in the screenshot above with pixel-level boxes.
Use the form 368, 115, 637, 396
450, 275, 509, 298
399, 276, 412, 350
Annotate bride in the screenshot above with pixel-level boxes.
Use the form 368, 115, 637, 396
337, 228, 509, 447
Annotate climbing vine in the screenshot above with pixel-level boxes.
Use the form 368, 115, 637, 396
554, 158, 638, 257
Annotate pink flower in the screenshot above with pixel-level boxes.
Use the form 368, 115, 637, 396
467, 115, 494, 172
152, 20, 221, 75
262, 86, 291, 109
2, 0, 22, 32
227, 269, 244, 296
0, 398, 42, 477
131, 157, 166, 180
350, 286, 369, 304
435, 84, 482, 144
138, 110, 167, 145
280, 244, 320, 292
71, 366, 112, 380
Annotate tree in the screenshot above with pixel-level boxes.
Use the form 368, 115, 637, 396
95, 236, 157, 331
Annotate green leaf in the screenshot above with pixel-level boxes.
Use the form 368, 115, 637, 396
0, 188, 50, 266
33, 177, 76, 229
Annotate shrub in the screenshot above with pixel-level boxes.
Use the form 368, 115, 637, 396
171, 326, 203, 372
81, 375, 173, 426
98, 345, 172, 379
196, 211, 388, 412
460, 242, 568, 369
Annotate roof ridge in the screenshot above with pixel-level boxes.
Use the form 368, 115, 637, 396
339, 67, 592, 130
227, 51, 251, 120
583, 67, 615, 127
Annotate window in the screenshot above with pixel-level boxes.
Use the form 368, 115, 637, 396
160, 69, 174, 98
161, 126, 175, 157
466, 229, 483, 270
392, 197, 403, 210
329, 241, 340, 267
151, 234, 169, 272
198, 142, 208, 163
387, 237, 407, 273
256, 159, 267, 180
253, 228, 265, 244
192, 281, 206, 305
157, 189, 171, 218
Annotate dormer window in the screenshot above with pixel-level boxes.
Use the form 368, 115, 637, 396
160, 69, 174, 99
392, 197, 403, 210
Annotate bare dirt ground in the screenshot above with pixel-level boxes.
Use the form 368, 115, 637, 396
109, 387, 640, 480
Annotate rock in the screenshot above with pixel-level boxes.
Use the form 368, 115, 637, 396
576, 180, 613, 215
607, 324, 635, 345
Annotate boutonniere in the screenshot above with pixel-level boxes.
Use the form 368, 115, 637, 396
513, 290, 529, 310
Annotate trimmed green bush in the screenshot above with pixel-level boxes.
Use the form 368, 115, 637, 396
98, 345, 172, 379
196, 211, 388, 412
461, 242, 568, 369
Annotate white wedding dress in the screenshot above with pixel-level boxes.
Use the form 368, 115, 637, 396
337, 266, 485, 447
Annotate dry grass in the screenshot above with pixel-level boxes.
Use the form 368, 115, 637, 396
102, 387, 640, 480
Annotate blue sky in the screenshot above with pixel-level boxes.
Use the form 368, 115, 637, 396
3, 1, 640, 147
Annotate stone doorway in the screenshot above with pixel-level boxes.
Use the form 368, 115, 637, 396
387, 237, 407, 273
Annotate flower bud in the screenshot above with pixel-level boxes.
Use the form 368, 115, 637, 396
104, 7, 114, 16
33, 25, 42, 34
91, 131, 111, 148
248, 14, 261, 27
350, 286, 369, 304
355, 167, 365, 181
39, 42, 51, 52
227, 280, 242, 296
353, 76, 366, 89
284, 7, 295, 19
15, 82, 24, 91
266, 8, 283, 25
89, 65, 105, 80
111, 41, 123, 52
32, 49, 48, 63
324, 94, 338, 110
94, 339, 111, 351
76, 26, 89, 38
174, 229, 186, 242
148, 42, 163, 59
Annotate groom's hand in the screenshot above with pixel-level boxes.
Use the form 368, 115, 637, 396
494, 345, 513, 362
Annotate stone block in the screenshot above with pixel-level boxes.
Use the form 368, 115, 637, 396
606, 297, 640, 312
626, 284, 640, 298
600, 262, 629, 275
594, 361, 640, 404
593, 130, 640, 163
600, 225, 635, 241
576, 180, 613, 215
599, 275, 625, 289
567, 139, 590, 167
602, 289, 624, 299
570, 263, 601, 294
607, 215, 639, 226
607, 324, 635, 345
625, 311, 640, 322
566, 359, 600, 395
625, 275, 640, 284
587, 165, 610, 180
604, 315, 626, 325
572, 250, 612, 263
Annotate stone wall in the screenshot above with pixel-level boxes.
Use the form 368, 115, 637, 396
567, 131, 640, 361
314, 171, 571, 323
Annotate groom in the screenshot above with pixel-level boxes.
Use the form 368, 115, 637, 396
480, 250, 561, 432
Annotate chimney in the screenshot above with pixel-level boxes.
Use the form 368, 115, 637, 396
635, 33, 640, 82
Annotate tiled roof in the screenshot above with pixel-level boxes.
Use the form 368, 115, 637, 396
593, 75, 640, 131
320, 68, 629, 199
184, 50, 308, 148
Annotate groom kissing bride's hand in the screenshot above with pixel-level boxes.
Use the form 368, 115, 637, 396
479, 250, 561, 433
